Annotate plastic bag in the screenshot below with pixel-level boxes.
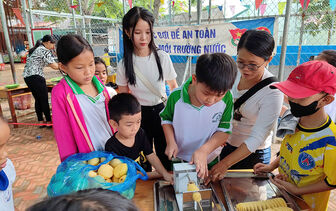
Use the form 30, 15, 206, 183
47, 151, 148, 199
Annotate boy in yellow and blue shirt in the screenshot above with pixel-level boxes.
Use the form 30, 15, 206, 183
254, 60, 336, 211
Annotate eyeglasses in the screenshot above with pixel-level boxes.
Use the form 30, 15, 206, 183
237, 61, 266, 71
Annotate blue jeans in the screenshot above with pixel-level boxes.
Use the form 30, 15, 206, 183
220, 144, 271, 169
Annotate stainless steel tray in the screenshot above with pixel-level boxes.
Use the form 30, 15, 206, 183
220, 172, 301, 211
154, 180, 226, 211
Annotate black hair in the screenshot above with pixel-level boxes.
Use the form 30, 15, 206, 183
122, 6, 163, 85
319, 50, 336, 68
195, 53, 237, 94
27, 188, 139, 211
94, 57, 107, 69
29, 35, 55, 56
237, 29, 275, 61
108, 93, 141, 123
56, 34, 93, 65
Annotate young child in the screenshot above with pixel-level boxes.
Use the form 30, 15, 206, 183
27, 188, 139, 211
160, 53, 237, 178
105, 93, 173, 183
254, 60, 336, 211
94, 57, 117, 98
0, 117, 16, 211
52, 35, 114, 162
116, 7, 178, 171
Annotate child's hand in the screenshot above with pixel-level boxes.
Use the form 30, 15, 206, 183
270, 174, 300, 195
190, 149, 208, 179
253, 163, 273, 175
205, 160, 229, 185
165, 142, 179, 160
163, 172, 174, 185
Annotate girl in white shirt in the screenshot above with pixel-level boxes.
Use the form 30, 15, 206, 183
208, 30, 283, 182
116, 7, 178, 170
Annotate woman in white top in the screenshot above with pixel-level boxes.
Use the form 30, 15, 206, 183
116, 7, 178, 170
208, 30, 283, 181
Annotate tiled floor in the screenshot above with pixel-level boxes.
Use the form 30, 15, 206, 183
0, 64, 335, 210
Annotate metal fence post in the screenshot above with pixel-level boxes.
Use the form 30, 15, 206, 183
296, 0, 307, 66
208, 0, 211, 23
197, 0, 201, 25
0, 0, 16, 83
21, 0, 33, 48
79, 0, 86, 38
279, 0, 292, 82
71, 0, 77, 30
27, 0, 34, 28
169, 0, 172, 25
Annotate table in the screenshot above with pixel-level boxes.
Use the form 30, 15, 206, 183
0, 84, 54, 128
132, 179, 311, 211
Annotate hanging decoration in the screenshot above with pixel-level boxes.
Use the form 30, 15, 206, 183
278, 2, 286, 15
128, 0, 132, 8
172, 0, 175, 7
260, 4, 267, 15
255, 0, 263, 10
160, 0, 164, 4
299, 0, 310, 10
96, 2, 104, 7
12, 8, 25, 26
330, 0, 336, 10
70, 5, 79, 9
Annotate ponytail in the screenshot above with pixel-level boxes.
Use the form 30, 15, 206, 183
28, 40, 42, 56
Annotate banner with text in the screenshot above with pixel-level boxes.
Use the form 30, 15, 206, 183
154, 17, 277, 56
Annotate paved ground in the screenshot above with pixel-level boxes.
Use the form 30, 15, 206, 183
0, 64, 335, 210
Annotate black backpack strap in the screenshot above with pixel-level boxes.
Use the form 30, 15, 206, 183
234, 76, 278, 111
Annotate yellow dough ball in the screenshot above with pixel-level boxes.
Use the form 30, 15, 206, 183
114, 163, 128, 178
119, 175, 127, 183
100, 157, 106, 163
187, 182, 199, 191
88, 158, 100, 166
88, 170, 97, 177
187, 182, 202, 203
112, 176, 120, 183
97, 164, 114, 179
109, 159, 123, 168
192, 192, 202, 202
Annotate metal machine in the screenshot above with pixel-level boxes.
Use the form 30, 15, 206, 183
154, 162, 225, 211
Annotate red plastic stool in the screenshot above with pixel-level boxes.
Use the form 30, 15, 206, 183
0, 63, 5, 71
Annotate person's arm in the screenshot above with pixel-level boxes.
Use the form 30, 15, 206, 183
115, 60, 129, 93
160, 90, 180, 158
146, 153, 173, 183
48, 62, 58, 70
191, 131, 230, 179
51, 85, 78, 161
254, 156, 280, 174
271, 176, 335, 196
162, 124, 178, 159
193, 91, 233, 179
166, 79, 178, 91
